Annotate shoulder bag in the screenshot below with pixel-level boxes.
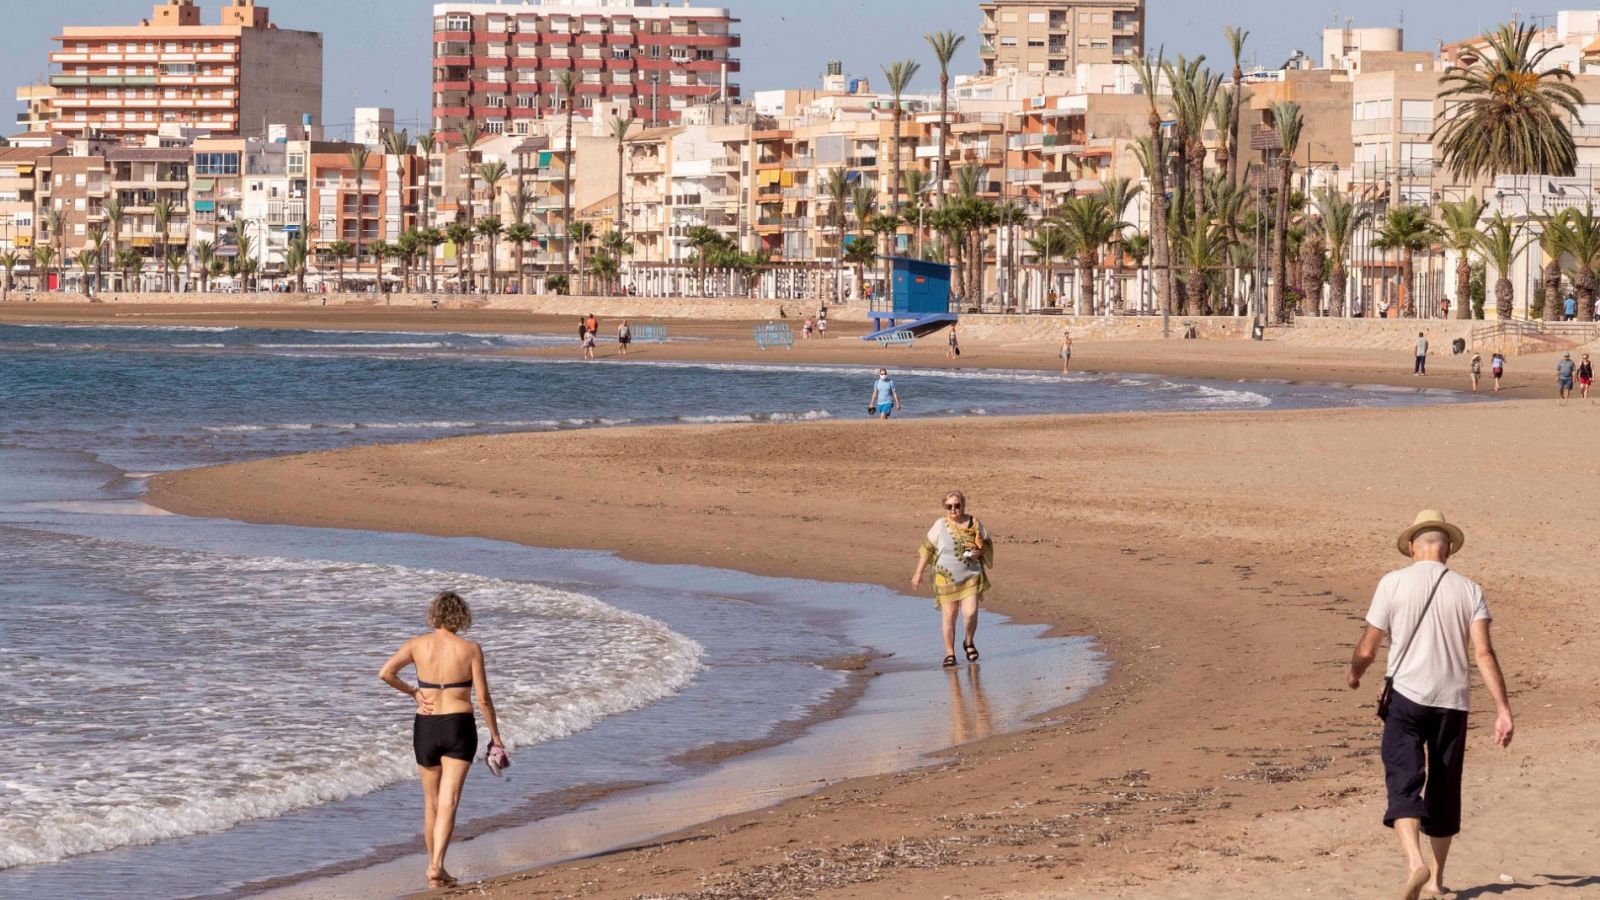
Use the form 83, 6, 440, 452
1376, 568, 1449, 720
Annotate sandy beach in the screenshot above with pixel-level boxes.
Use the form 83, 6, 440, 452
114, 302, 1600, 898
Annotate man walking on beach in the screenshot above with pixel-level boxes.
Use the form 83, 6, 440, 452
1347, 510, 1515, 900
1557, 352, 1576, 405
1413, 332, 1428, 376
869, 368, 900, 419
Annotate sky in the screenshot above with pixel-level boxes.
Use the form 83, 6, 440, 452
1, 0, 1533, 137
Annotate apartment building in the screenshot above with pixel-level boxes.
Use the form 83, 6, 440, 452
45, 0, 322, 142
0, 146, 63, 265
430, 0, 741, 142
14, 85, 59, 133
978, 1, 1144, 76
307, 142, 419, 279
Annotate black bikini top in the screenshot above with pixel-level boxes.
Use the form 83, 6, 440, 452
416, 676, 472, 690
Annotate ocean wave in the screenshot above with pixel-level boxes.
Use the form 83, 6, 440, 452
0, 531, 703, 869
254, 342, 448, 350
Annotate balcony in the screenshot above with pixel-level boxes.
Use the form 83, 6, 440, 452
1399, 117, 1433, 134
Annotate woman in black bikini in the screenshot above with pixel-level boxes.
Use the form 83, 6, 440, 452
379, 591, 505, 889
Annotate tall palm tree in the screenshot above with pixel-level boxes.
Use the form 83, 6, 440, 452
1433, 21, 1582, 180
1161, 54, 1205, 240
1223, 26, 1249, 189
327, 239, 354, 292
900, 168, 932, 255
0, 250, 18, 299
74, 249, 95, 296
1027, 226, 1069, 307
881, 59, 922, 231
924, 30, 964, 210
1298, 223, 1326, 317
1266, 101, 1303, 323
1472, 213, 1529, 321
1168, 58, 1222, 243
152, 200, 175, 291
232, 233, 253, 292
1180, 224, 1235, 315
42, 208, 67, 291
285, 239, 308, 294
1537, 215, 1565, 322
475, 161, 507, 291
458, 119, 483, 225
504, 222, 534, 294
1437, 198, 1489, 320
599, 228, 632, 294
568, 221, 595, 292
117, 248, 142, 291
1547, 206, 1600, 322
87, 224, 107, 295
194, 239, 216, 293
851, 184, 878, 298
474, 216, 504, 293
1211, 87, 1234, 195
1054, 194, 1123, 315
101, 199, 124, 290
444, 222, 472, 292
1314, 189, 1371, 318
1131, 50, 1172, 313
557, 70, 577, 281
824, 167, 851, 303
608, 115, 635, 240
383, 130, 410, 160
415, 132, 437, 231
369, 239, 392, 294
1371, 206, 1438, 318
33, 246, 56, 292
346, 145, 371, 282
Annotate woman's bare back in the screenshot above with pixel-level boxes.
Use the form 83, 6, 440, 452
412, 631, 478, 715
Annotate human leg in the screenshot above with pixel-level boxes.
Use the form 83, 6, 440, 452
428, 756, 473, 883
1426, 835, 1454, 895
960, 594, 979, 651
1421, 706, 1468, 893
417, 764, 441, 860
1382, 695, 1432, 898
940, 598, 958, 661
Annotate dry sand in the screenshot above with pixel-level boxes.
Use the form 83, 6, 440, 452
141, 317, 1600, 898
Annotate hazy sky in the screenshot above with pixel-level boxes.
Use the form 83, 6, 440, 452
2, 0, 1527, 137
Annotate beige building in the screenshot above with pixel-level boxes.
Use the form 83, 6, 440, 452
978, 0, 1143, 76
45, 0, 322, 142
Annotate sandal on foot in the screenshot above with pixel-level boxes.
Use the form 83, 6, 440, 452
963, 640, 979, 662
942, 654, 957, 668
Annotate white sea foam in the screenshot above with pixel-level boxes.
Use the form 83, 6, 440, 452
0, 528, 702, 869
254, 342, 448, 350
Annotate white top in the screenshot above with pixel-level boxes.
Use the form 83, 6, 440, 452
1416, 337, 1428, 355
1365, 561, 1491, 712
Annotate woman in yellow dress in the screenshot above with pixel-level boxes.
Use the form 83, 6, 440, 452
911, 491, 994, 667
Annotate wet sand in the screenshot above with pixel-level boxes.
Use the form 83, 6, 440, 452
146, 382, 1600, 898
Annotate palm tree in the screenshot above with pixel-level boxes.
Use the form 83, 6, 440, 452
1180, 225, 1235, 315
1472, 213, 1529, 321
1223, 26, 1249, 188
1547, 207, 1600, 322
1298, 223, 1325, 317
568, 220, 595, 292
475, 217, 504, 293
924, 30, 964, 210
608, 115, 635, 239
557, 70, 577, 280
421, 228, 445, 292
1027, 226, 1069, 307
42, 208, 67, 291
1054, 195, 1123, 315
824, 167, 851, 302
152, 200, 174, 290
194, 240, 216, 292
900, 169, 932, 256
1437, 198, 1489, 320
475, 161, 507, 291
1267, 101, 1303, 323
345, 145, 372, 283
285, 237, 308, 294
504, 222, 534, 294
1313, 190, 1371, 318
101, 199, 124, 290
116, 249, 141, 290
458, 120, 483, 223
32, 246, 56, 292
1537, 216, 1565, 322
74, 250, 95, 296
1167, 57, 1222, 243
1131, 50, 1172, 313
881, 60, 921, 215
87, 224, 107, 295
444, 222, 472, 291
1371, 206, 1438, 318
599, 228, 632, 293
164, 250, 186, 292
328, 239, 355, 292
1433, 22, 1582, 181
415, 132, 437, 230
0, 250, 18, 299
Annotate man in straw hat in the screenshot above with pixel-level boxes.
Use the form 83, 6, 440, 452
1347, 511, 1515, 900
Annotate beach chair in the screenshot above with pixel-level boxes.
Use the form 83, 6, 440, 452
875, 329, 916, 348
753, 322, 795, 350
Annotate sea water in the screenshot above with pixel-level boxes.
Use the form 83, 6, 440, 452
0, 324, 1485, 896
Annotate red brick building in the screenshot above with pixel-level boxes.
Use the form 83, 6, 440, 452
431, 1, 740, 141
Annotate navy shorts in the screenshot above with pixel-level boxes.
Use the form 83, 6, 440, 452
1381, 690, 1468, 836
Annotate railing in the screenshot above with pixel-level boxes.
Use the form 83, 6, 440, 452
1399, 117, 1434, 134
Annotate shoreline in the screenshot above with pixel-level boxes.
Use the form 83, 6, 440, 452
144, 390, 1600, 897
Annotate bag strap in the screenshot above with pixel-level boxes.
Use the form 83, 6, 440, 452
1387, 568, 1450, 678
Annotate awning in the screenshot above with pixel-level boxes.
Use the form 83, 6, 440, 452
194, 200, 216, 212
538, 151, 553, 168
192, 178, 215, 192
845, 171, 861, 183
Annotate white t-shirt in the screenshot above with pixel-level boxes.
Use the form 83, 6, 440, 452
1365, 561, 1491, 711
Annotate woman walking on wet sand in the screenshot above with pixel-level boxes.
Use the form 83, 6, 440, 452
911, 491, 994, 667
379, 591, 507, 889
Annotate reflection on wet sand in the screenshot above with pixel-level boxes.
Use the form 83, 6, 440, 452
946, 663, 993, 744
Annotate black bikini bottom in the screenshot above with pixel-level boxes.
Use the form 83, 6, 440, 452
413, 712, 477, 767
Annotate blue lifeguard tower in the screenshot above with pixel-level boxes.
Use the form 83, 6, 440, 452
862, 256, 957, 341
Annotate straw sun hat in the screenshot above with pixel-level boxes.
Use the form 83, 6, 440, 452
1396, 509, 1465, 557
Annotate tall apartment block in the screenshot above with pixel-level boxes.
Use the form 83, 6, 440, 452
430, 0, 740, 141
44, 0, 322, 142
978, 1, 1144, 75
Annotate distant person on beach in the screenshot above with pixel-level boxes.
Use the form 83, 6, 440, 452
818, 314, 828, 338
581, 327, 596, 360
1346, 511, 1513, 900
869, 368, 900, 419
1579, 354, 1593, 401
1491, 351, 1505, 391
1557, 352, 1576, 405
1413, 332, 1428, 376
1563, 293, 1578, 321
577, 318, 588, 344
586, 313, 599, 338
379, 591, 507, 890
617, 320, 631, 357
803, 317, 815, 339
1060, 330, 1074, 375
912, 491, 993, 668
946, 323, 960, 359
1469, 353, 1482, 393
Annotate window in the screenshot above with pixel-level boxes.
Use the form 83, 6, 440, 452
195, 153, 241, 176
649, 45, 661, 59
516, 95, 534, 108
1000, 37, 1018, 47
670, 48, 690, 62
1028, 12, 1046, 23
288, 153, 305, 175
612, 48, 631, 60
696, 49, 715, 60
486, 94, 507, 107
446, 15, 470, 31
1028, 39, 1045, 48
485, 119, 505, 134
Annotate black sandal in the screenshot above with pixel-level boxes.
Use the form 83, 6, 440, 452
942, 654, 957, 668
963, 640, 979, 662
